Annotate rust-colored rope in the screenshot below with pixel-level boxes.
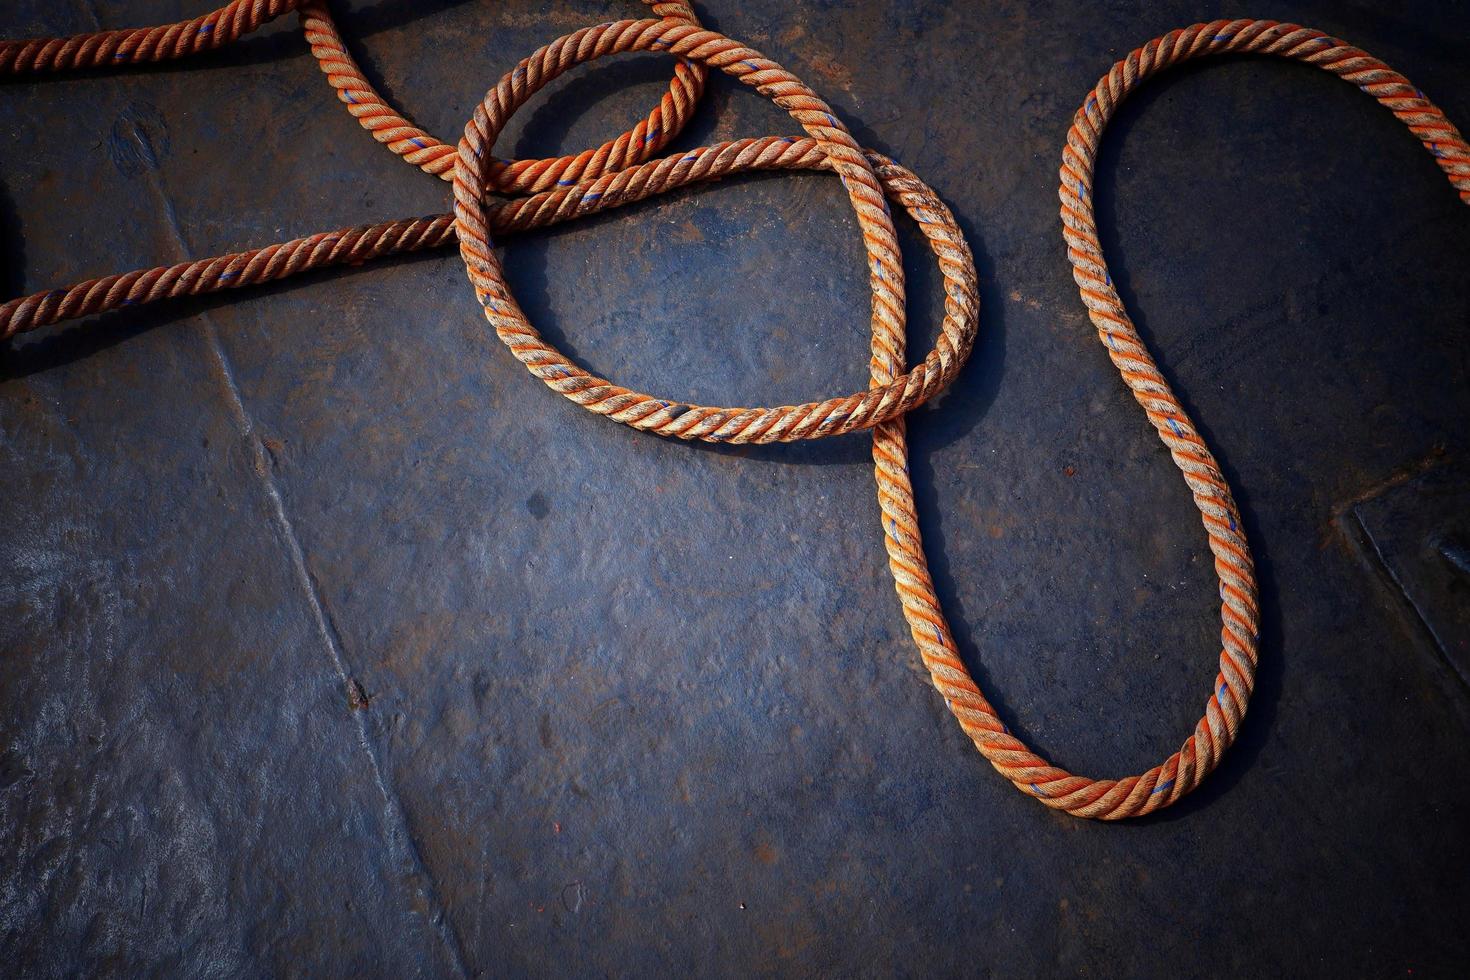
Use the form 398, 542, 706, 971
3, 7, 1468, 820
0, 136, 961, 345
875, 19, 1468, 820
0, 0, 297, 72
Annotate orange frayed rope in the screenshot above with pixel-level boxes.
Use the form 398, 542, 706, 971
3, 2, 1468, 819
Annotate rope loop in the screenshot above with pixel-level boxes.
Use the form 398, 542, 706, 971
451, 17, 976, 442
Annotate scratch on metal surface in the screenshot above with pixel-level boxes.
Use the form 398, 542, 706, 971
1340, 505, 1467, 691
1330, 443, 1448, 522
75, 11, 471, 969
163, 237, 472, 980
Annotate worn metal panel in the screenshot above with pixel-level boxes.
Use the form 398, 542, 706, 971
3, 1, 1469, 975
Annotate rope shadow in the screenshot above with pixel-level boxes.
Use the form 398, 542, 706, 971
0, 176, 24, 304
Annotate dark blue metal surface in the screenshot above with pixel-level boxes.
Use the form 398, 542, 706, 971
3, 1, 1469, 975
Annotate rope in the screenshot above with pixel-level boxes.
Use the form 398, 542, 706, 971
1027, 19, 1470, 817
0, 0, 298, 71
2, 5, 1466, 819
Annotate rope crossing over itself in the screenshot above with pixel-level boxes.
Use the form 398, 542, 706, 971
2, 4, 1467, 819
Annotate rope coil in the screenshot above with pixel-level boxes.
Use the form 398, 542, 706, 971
2, 3, 1466, 819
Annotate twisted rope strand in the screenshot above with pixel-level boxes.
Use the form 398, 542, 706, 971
0, 0, 298, 72
867, 19, 1467, 821
3, 8, 1467, 820
0, 136, 857, 339
984, 18, 1470, 818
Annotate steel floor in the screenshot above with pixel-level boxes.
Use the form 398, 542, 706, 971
3, 1, 1469, 976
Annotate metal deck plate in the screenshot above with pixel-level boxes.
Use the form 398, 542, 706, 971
3, 1, 1468, 974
